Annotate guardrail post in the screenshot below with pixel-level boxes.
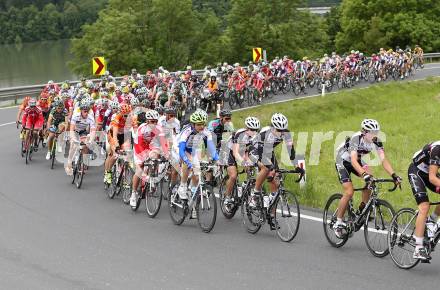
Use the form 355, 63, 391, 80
14, 95, 18, 105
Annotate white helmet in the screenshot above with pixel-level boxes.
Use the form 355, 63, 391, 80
361, 119, 380, 131
245, 117, 260, 130
130, 97, 139, 106
195, 108, 208, 120
271, 113, 288, 131
210, 70, 217, 78
146, 110, 160, 120
110, 101, 120, 110
186, 65, 192, 70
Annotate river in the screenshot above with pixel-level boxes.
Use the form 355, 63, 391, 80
0, 39, 76, 89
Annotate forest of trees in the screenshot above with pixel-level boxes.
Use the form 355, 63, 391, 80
69, 0, 330, 75
2, 0, 439, 77
0, 0, 107, 44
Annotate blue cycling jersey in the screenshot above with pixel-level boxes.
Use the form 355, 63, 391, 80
177, 124, 218, 168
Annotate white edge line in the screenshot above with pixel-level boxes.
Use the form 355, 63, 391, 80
0, 121, 15, 127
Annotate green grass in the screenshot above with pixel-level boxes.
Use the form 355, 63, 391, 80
233, 78, 440, 210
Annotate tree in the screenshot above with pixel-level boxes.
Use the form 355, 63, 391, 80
336, 0, 440, 53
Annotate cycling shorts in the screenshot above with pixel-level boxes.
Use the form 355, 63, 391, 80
408, 163, 439, 205
335, 160, 367, 184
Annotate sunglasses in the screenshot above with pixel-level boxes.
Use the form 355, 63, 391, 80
223, 117, 231, 121
148, 120, 158, 123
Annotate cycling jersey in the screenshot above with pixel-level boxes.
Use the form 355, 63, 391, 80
22, 107, 44, 130
49, 107, 68, 127
412, 141, 440, 174
71, 112, 95, 135
110, 113, 130, 134
158, 116, 181, 136
208, 118, 224, 148
408, 141, 440, 204
336, 131, 384, 164
133, 123, 168, 166
250, 126, 295, 169
178, 124, 218, 168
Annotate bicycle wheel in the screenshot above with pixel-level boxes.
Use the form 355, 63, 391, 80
25, 145, 31, 164
121, 167, 133, 205
196, 186, 217, 233
145, 179, 164, 218
387, 208, 420, 269
241, 191, 262, 234
219, 177, 238, 219
107, 166, 118, 199
50, 142, 56, 169
364, 199, 395, 257
75, 154, 84, 189
323, 193, 349, 247
274, 191, 300, 242
168, 184, 186, 225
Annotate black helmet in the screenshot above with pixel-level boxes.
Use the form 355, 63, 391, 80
156, 106, 164, 114
137, 112, 146, 124
165, 107, 176, 115
219, 109, 232, 117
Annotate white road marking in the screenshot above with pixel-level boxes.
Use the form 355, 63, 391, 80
0, 121, 15, 127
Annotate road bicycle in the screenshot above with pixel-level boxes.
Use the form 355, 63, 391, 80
19, 122, 37, 165
105, 149, 133, 204
218, 167, 248, 219
71, 141, 89, 189
133, 156, 169, 217
323, 178, 398, 257
168, 161, 218, 233
241, 167, 304, 242
388, 201, 440, 269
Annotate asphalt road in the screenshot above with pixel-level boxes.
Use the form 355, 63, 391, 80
0, 65, 440, 290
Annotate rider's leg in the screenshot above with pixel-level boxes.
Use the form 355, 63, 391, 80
225, 165, 237, 198
336, 182, 354, 219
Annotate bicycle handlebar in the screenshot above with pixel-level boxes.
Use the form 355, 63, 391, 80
355, 178, 400, 192
276, 167, 305, 183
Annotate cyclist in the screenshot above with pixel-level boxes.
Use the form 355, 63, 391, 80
249, 113, 300, 229
333, 119, 401, 238
176, 110, 219, 201
408, 141, 440, 260
208, 109, 234, 150
45, 101, 68, 160
222, 116, 261, 207
21, 98, 44, 152
65, 101, 96, 176
103, 104, 132, 184
130, 110, 168, 208
413, 45, 424, 67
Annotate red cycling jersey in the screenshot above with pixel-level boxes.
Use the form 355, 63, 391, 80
22, 106, 44, 130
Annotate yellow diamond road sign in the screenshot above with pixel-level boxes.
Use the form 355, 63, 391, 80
92, 57, 106, 75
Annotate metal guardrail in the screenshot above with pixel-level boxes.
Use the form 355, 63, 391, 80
0, 69, 206, 105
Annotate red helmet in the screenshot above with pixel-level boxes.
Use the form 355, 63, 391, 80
120, 104, 131, 115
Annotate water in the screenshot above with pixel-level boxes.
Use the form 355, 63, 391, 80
0, 39, 76, 88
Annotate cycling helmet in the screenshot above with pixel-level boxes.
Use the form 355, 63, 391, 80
29, 98, 37, 107
165, 107, 176, 115
271, 113, 288, 131
55, 101, 65, 109
53, 96, 62, 103
120, 104, 131, 115
245, 117, 260, 130
122, 86, 130, 94
361, 119, 380, 131
219, 109, 232, 117
146, 110, 160, 120
130, 97, 139, 107
156, 106, 164, 114
110, 101, 120, 110
80, 100, 90, 110
141, 98, 151, 107
86, 80, 94, 89
190, 110, 208, 124
61, 92, 69, 99
101, 91, 109, 98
